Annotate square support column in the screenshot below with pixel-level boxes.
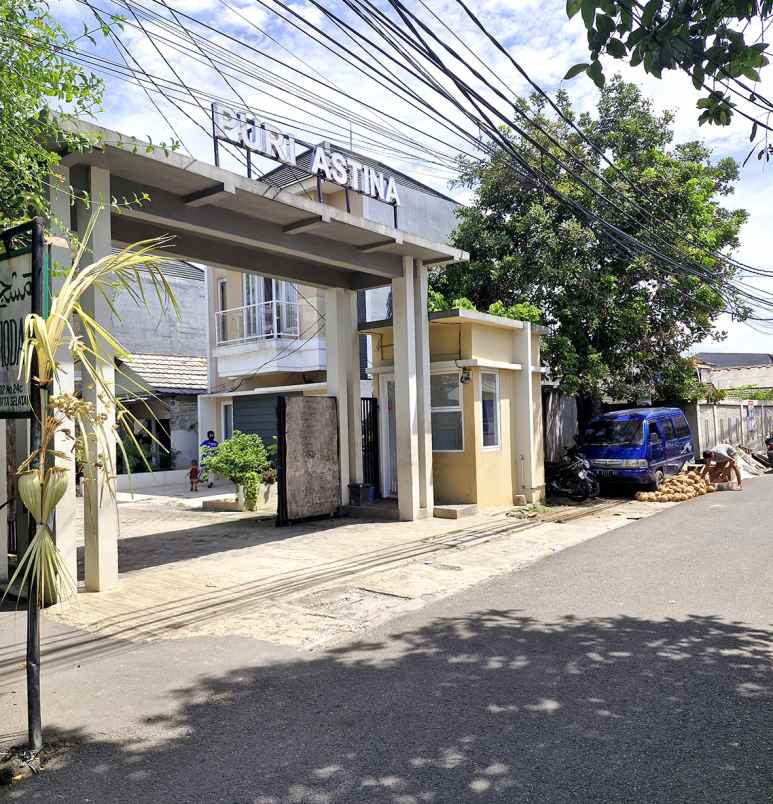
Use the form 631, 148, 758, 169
413, 260, 434, 514
511, 322, 545, 503
78, 167, 119, 591
325, 288, 360, 506
48, 166, 78, 588
392, 257, 420, 521
347, 291, 363, 486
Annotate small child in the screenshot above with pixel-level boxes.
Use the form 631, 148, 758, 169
189, 459, 200, 492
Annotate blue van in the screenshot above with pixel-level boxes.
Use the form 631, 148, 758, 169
581, 407, 694, 488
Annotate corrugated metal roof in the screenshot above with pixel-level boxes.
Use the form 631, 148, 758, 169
695, 352, 773, 368
117, 353, 208, 395
261, 146, 458, 203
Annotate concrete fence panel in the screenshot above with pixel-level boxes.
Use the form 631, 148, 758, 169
685, 400, 773, 455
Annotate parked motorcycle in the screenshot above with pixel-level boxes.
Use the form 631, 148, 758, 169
546, 445, 600, 502
765, 433, 773, 467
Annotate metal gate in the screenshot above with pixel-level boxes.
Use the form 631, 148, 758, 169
361, 397, 380, 494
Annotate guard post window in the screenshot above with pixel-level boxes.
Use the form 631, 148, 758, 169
430, 371, 463, 452
481, 371, 499, 449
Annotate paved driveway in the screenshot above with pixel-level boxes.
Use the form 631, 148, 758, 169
1, 478, 771, 802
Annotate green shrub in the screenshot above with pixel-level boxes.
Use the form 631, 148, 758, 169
201, 430, 270, 489
487, 300, 542, 324
451, 296, 477, 311
242, 471, 260, 511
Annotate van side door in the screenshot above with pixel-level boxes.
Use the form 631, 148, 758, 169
671, 413, 694, 469
658, 417, 679, 474
647, 421, 666, 471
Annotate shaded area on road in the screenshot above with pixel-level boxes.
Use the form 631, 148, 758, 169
9, 609, 772, 803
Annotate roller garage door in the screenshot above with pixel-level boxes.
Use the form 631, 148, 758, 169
233, 392, 300, 445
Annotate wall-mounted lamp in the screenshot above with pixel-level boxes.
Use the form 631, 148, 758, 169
460, 368, 472, 384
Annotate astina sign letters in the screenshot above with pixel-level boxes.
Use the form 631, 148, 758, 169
212, 103, 401, 207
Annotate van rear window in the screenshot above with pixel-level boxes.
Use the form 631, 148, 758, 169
584, 419, 644, 446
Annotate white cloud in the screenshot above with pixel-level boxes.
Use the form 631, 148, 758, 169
55, 0, 773, 350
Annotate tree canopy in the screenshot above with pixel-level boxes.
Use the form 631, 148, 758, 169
0, 0, 103, 228
434, 78, 747, 418
564, 0, 771, 139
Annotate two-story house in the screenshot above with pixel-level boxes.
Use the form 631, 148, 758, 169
197, 146, 460, 451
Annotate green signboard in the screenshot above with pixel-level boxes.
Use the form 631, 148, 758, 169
0, 220, 44, 419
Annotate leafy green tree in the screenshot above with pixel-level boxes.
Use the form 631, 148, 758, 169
0, 0, 104, 227
563, 0, 771, 138
436, 78, 746, 425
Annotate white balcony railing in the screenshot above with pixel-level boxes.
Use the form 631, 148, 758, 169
216, 300, 300, 346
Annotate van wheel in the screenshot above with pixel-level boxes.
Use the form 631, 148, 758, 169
649, 470, 664, 491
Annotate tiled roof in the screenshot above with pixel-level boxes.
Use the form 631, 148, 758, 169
118, 353, 208, 395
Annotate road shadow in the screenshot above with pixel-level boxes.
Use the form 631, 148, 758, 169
7, 610, 772, 802
76, 512, 344, 576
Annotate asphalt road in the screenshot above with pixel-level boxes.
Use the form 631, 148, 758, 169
3, 479, 772, 803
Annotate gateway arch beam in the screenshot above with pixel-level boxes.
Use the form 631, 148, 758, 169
110, 216, 361, 290
108, 176, 404, 283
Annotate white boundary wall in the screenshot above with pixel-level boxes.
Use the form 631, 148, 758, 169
683, 400, 773, 455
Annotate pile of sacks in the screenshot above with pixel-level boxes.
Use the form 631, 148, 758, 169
634, 470, 715, 503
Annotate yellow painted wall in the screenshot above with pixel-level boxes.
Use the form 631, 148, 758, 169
213, 268, 244, 310
429, 323, 466, 362
470, 325, 516, 364
432, 377, 477, 505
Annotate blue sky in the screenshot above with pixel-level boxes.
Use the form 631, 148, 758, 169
54, 0, 773, 352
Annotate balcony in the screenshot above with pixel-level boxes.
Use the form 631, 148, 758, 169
215, 301, 300, 346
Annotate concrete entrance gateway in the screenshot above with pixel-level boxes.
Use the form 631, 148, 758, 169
39, 120, 466, 592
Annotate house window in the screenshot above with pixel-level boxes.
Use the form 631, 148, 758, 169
481, 371, 499, 449
222, 401, 233, 441
431, 371, 463, 452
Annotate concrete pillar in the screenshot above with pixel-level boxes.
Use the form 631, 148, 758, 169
413, 260, 433, 514
204, 267, 218, 393
48, 166, 78, 588
347, 291, 363, 486
78, 167, 119, 591
325, 288, 359, 505
511, 322, 544, 503
391, 257, 420, 521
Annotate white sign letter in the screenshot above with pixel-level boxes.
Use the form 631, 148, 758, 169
346, 159, 363, 191
311, 146, 332, 179
367, 168, 386, 201
385, 177, 401, 206
330, 152, 348, 185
